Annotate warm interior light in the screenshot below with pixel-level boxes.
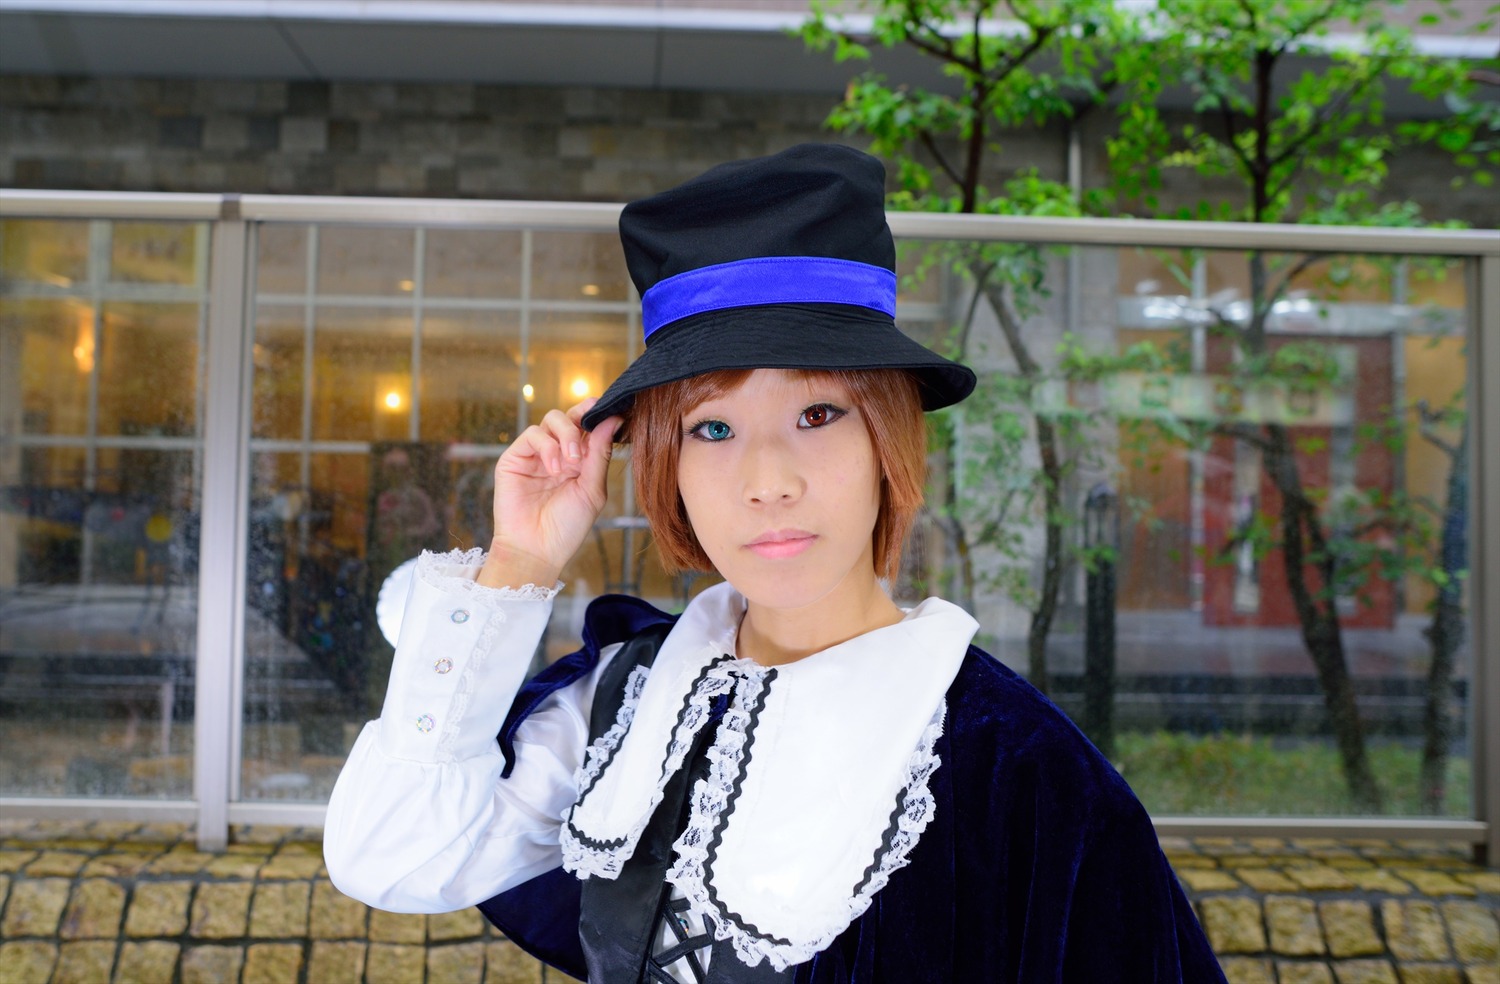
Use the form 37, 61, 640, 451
522, 383, 535, 402
570, 378, 591, 398
581, 284, 601, 297
384, 391, 403, 410
398, 279, 415, 292
73, 312, 94, 374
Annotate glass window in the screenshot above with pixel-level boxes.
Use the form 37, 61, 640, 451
0, 218, 90, 287
110, 222, 203, 286
524, 311, 630, 419
924, 238, 1471, 817
317, 227, 415, 298
96, 302, 200, 438
252, 306, 307, 441
420, 311, 523, 444
256, 224, 309, 296
0, 219, 205, 800
530, 231, 630, 302
310, 307, 414, 443
0, 298, 94, 436
425, 229, 524, 298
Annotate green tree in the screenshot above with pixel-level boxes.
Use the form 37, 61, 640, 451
802, 0, 1121, 694
1107, 0, 1492, 811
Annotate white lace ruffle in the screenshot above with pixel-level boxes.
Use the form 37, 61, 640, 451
416, 547, 561, 603
667, 695, 948, 972
560, 653, 737, 880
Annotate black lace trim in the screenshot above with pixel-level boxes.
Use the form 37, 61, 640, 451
566, 653, 733, 852
693, 664, 915, 960
696, 666, 802, 948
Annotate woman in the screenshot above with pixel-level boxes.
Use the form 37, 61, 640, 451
325, 144, 1226, 982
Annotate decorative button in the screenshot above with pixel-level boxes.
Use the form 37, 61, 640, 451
416, 714, 436, 733
450, 609, 470, 624
434, 658, 454, 675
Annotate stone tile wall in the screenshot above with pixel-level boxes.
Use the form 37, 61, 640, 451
6, 75, 1485, 229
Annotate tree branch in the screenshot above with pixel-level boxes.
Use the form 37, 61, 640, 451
1267, 57, 1391, 173
1218, 97, 1255, 174
919, 130, 965, 187
1211, 421, 1276, 453
1417, 400, 1462, 458
1267, 251, 1327, 307
1271, 5, 1343, 59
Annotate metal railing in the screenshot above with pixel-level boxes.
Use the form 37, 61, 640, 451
2, 189, 1497, 860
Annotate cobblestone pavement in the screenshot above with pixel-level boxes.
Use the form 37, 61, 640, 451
0, 821, 1495, 983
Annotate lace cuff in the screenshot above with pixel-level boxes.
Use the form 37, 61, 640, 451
415, 547, 562, 602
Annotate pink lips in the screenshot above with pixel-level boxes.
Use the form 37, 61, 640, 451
745, 529, 817, 559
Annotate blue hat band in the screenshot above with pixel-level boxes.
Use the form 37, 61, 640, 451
640, 256, 897, 340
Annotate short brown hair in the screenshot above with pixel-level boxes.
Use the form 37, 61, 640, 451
626, 369, 926, 581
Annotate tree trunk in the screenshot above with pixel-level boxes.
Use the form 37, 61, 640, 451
1420, 427, 1468, 814
1262, 424, 1384, 811
982, 276, 1062, 696
1245, 251, 1381, 811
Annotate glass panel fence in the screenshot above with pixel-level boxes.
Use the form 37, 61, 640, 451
914, 239, 1471, 817
0, 218, 206, 799
235, 225, 1476, 818
241, 225, 649, 801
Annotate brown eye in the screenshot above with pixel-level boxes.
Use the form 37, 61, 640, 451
798, 404, 845, 429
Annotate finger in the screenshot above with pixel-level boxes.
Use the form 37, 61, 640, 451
499, 425, 561, 478
579, 415, 622, 492
565, 397, 599, 427
540, 409, 586, 467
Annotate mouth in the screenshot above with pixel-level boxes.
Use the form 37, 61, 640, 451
745, 529, 817, 559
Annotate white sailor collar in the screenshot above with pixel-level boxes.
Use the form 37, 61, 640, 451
560, 581, 979, 971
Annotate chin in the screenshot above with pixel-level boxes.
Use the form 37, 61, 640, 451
717, 562, 847, 613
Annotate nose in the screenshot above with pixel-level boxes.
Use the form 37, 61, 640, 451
740, 434, 804, 506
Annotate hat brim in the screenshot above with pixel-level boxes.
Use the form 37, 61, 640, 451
581, 303, 976, 432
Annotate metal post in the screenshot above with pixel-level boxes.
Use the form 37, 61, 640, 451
195, 204, 253, 850
1083, 483, 1118, 759
1471, 252, 1500, 866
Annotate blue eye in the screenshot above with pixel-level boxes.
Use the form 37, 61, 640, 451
689, 419, 733, 442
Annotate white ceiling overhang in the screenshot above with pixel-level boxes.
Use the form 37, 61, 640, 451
0, 1, 953, 93
0, 0, 1493, 108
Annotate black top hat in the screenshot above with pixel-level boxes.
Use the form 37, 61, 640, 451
581, 143, 976, 431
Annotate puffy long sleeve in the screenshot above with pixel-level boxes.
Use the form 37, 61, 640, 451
323, 549, 614, 913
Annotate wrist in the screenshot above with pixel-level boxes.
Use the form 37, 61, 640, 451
478, 538, 562, 590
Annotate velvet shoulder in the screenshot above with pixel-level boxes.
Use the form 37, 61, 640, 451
941, 646, 1146, 832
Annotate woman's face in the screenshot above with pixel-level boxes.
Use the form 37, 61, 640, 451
676, 369, 882, 612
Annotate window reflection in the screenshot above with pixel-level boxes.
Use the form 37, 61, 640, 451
0, 219, 205, 800
1, 218, 90, 286
316, 227, 415, 297
530, 231, 630, 301
111, 223, 203, 285
420, 311, 522, 444
310, 307, 413, 443
97, 303, 199, 438
425, 229, 524, 298
256, 224, 308, 296
1, 298, 93, 436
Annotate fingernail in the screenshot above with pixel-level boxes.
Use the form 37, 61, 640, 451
568, 441, 581, 459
